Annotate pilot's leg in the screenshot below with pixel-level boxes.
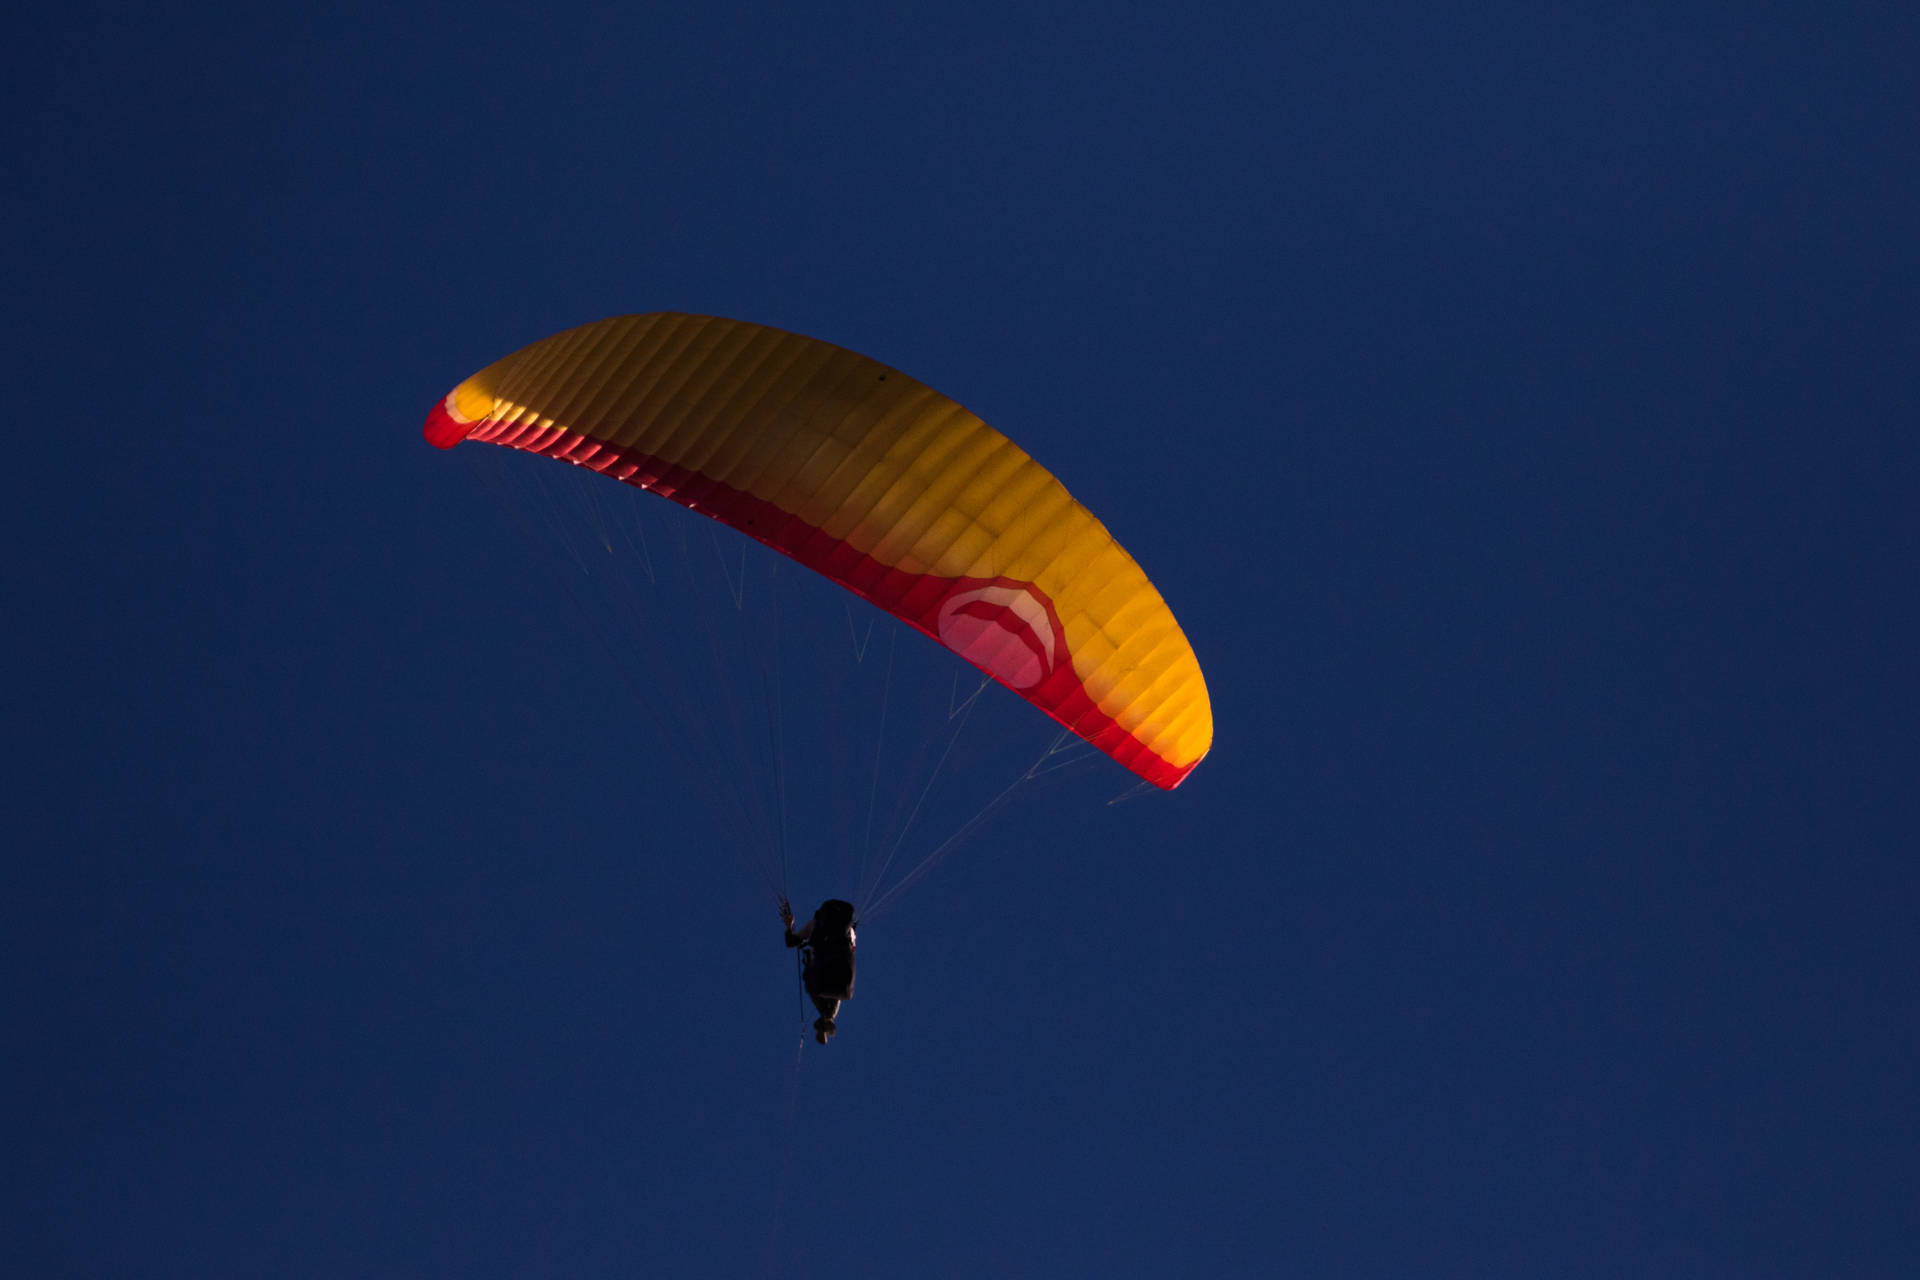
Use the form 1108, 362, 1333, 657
810, 995, 840, 1042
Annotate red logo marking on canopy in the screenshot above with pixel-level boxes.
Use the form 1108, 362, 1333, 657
933, 580, 1063, 691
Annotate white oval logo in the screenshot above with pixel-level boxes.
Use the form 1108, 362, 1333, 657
935, 583, 1057, 689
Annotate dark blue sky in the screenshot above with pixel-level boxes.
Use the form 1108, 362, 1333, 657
7, 3, 1917, 1276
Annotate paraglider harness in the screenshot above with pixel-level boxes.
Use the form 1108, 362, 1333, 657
784, 898, 856, 1000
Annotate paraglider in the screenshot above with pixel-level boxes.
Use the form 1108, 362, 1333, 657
781, 898, 856, 1044
425, 313, 1213, 1043
424, 312, 1212, 789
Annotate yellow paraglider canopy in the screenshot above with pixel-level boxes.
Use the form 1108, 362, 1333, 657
427, 313, 1211, 788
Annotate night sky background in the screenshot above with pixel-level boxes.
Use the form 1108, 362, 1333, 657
8, 3, 1917, 1276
